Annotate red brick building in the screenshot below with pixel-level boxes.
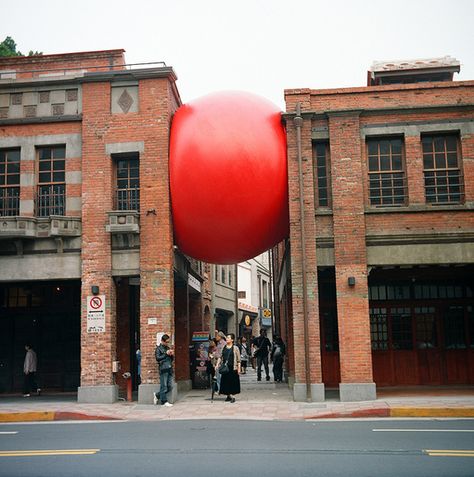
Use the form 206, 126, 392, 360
274, 57, 474, 401
0, 50, 206, 403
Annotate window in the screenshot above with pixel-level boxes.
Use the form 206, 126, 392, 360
322, 310, 339, 351
262, 280, 268, 308
0, 149, 20, 216
115, 154, 139, 210
367, 138, 406, 206
370, 308, 389, 350
36, 146, 65, 216
415, 307, 437, 349
422, 134, 463, 204
228, 267, 233, 287
214, 265, 219, 282
443, 306, 466, 349
221, 266, 226, 284
313, 142, 331, 207
238, 291, 246, 299
391, 308, 413, 350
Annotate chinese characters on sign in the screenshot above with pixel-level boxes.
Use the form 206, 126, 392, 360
86, 295, 106, 333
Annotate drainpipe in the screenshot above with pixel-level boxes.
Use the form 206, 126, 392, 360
294, 103, 311, 402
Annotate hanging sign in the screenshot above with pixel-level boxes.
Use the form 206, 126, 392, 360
87, 295, 106, 333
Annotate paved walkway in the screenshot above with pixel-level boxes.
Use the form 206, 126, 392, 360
1, 368, 474, 422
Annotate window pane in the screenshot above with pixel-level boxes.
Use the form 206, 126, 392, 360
367, 142, 378, 156
447, 152, 458, 168
422, 137, 433, 153
392, 155, 402, 170
445, 136, 457, 152
53, 172, 64, 182
39, 160, 50, 171
380, 155, 390, 171
53, 160, 65, 171
435, 153, 446, 169
39, 172, 51, 183
53, 147, 65, 159
434, 137, 445, 152
444, 306, 466, 349
6, 174, 20, 185
391, 140, 402, 155
423, 155, 434, 169
379, 141, 390, 155
6, 161, 20, 174
39, 148, 51, 160
369, 156, 378, 171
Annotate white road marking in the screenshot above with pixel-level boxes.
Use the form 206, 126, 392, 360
0, 431, 18, 434
373, 429, 474, 432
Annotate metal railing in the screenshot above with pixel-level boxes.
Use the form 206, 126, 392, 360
0, 187, 20, 216
36, 184, 65, 217
115, 188, 140, 211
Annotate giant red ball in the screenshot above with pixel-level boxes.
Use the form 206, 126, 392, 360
170, 91, 289, 264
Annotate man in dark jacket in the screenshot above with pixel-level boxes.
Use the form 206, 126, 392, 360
252, 330, 272, 381
154, 334, 174, 407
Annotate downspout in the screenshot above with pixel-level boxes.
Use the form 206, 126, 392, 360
294, 103, 311, 402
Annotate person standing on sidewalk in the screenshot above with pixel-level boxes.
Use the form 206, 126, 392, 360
252, 330, 272, 381
271, 336, 286, 383
23, 344, 40, 397
214, 331, 227, 392
237, 337, 249, 374
154, 334, 174, 407
216, 333, 241, 403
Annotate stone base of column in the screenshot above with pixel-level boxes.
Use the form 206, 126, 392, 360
139, 382, 179, 405
77, 385, 118, 404
293, 383, 325, 402
176, 379, 192, 394
339, 383, 376, 402
310, 383, 325, 402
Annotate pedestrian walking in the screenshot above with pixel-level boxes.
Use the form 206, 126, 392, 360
23, 344, 40, 397
154, 334, 174, 407
214, 331, 227, 392
271, 336, 286, 383
216, 333, 241, 403
252, 330, 272, 381
237, 337, 249, 374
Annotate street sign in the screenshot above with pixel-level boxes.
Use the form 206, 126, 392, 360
86, 295, 106, 333
263, 308, 272, 318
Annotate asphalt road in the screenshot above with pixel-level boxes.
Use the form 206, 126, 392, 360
1, 419, 473, 477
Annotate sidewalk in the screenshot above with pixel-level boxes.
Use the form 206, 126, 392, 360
2, 368, 474, 423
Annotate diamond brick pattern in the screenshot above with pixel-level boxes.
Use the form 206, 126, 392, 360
117, 89, 133, 113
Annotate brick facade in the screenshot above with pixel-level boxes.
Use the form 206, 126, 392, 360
0, 50, 205, 403
277, 74, 474, 401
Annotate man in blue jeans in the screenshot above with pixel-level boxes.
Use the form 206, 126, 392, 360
154, 334, 174, 407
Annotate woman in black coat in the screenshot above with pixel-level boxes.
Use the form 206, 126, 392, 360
216, 333, 241, 403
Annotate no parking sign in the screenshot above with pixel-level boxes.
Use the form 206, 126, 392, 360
87, 295, 106, 333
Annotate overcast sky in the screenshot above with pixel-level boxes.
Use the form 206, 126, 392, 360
4, 0, 474, 109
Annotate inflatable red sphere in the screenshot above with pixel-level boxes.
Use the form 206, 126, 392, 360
170, 91, 289, 264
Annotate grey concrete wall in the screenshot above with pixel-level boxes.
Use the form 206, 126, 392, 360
0, 253, 81, 281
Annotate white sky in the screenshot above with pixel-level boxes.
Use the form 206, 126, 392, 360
3, 0, 474, 109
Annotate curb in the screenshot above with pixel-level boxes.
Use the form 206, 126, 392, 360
0, 411, 121, 423
305, 407, 474, 420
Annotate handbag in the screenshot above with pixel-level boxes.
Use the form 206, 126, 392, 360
218, 361, 230, 374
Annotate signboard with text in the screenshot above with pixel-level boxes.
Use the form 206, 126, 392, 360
86, 295, 106, 333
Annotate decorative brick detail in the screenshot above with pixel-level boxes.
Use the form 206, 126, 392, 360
24, 105, 37, 118
117, 89, 133, 113
39, 91, 50, 103
52, 103, 65, 115
11, 93, 22, 105
66, 89, 78, 102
